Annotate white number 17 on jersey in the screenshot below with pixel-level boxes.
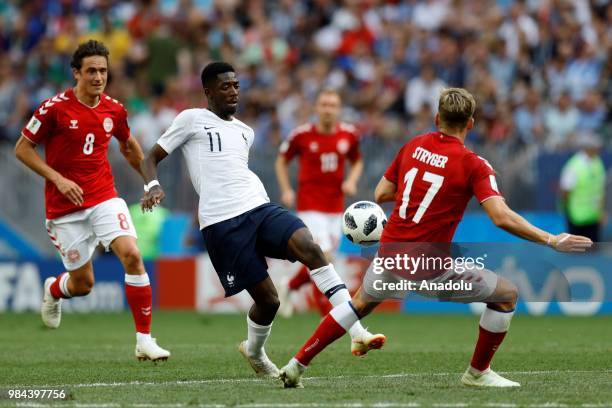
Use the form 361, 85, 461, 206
398, 168, 444, 223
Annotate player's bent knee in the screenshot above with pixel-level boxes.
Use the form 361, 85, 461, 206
119, 246, 143, 270
258, 293, 280, 316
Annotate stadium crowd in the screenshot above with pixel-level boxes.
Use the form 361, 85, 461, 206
0, 0, 610, 152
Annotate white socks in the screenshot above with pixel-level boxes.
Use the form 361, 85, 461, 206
309, 264, 368, 339
246, 315, 272, 358
329, 301, 360, 331
480, 307, 514, 333
136, 332, 152, 344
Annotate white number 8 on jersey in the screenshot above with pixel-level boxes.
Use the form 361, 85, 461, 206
83, 133, 95, 155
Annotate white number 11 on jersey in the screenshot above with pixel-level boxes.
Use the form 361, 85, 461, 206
398, 168, 444, 223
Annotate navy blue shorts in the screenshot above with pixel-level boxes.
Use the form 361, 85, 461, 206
202, 203, 306, 297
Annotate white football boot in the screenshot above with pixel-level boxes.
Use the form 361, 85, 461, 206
135, 337, 171, 362
279, 358, 305, 388
351, 330, 387, 357
41, 277, 62, 329
238, 341, 280, 378
461, 367, 520, 387
277, 277, 294, 318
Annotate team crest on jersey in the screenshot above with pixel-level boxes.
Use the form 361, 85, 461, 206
337, 139, 350, 154
69, 120, 78, 129
309, 142, 319, 152
67, 249, 81, 263
103, 117, 113, 133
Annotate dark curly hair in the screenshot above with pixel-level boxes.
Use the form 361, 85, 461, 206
70, 40, 109, 70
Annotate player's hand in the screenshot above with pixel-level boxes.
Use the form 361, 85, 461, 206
281, 189, 295, 208
54, 176, 84, 206
548, 233, 593, 252
342, 180, 358, 196
141, 186, 166, 212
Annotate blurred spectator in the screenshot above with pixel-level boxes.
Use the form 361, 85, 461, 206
544, 91, 579, 151
577, 90, 606, 133
514, 88, 545, 144
560, 133, 606, 242
404, 65, 446, 117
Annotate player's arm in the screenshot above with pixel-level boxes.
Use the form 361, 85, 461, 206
140, 144, 168, 212
374, 177, 397, 204
275, 151, 295, 208
14, 135, 83, 206
482, 197, 592, 252
342, 158, 363, 197
118, 136, 145, 177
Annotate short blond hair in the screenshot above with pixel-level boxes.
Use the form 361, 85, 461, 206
437, 88, 476, 130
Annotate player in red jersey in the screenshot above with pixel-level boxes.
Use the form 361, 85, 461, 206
14, 40, 170, 361
275, 89, 363, 318
279, 88, 592, 388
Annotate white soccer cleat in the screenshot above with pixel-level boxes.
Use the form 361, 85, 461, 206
238, 341, 280, 378
277, 277, 294, 318
135, 338, 171, 362
279, 358, 305, 388
41, 277, 62, 329
461, 367, 520, 387
351, 331, 387, 357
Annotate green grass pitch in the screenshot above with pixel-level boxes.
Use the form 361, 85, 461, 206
0, 311, 610, 407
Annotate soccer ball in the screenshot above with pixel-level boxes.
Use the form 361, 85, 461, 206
342, 201, 387, 246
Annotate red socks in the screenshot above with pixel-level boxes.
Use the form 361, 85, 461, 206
125, 274, 152, 334
470, 307, 515, 371
49, 272, 71, 299
295, 313, 346, 366
470, 326, 507, 371
294, 301, 359, 366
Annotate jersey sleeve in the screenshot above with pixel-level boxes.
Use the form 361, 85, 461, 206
113, 106, 131, 142
21, 100, 56, 144
279, 128, 302, 161
468, 155, 503, 203
383, 145, 406, 184
156, 110, 194, 154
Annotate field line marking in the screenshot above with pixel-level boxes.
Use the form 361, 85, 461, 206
6, 369, 610, 389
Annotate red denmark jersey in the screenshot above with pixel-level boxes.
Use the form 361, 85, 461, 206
21, 89, 130, 219
280, 122, 361, 213
381, 132, 502, 243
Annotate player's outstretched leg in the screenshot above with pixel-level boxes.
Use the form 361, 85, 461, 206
280, 290, 385, 388
461, 277, 520, 388
240, 277, 281, 378
42, 262, 95, 328
286, 228, 380, 348
112, 237, 170, 362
